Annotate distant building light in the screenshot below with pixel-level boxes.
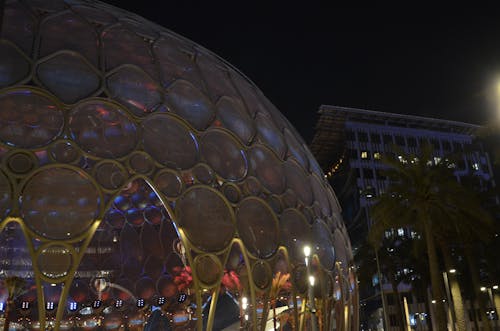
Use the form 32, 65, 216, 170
374, 152, 381, 160
361, 151, 368, 159
493, 285, 498, 290
21, 302, 29, 310
434, 157, 441, 164
449, 269, 456, 274
69, 302, 78, 311
46, 302, 55, 310
137, 299, 145, 308
472, 163, 479, 171
115, 300, 123, 308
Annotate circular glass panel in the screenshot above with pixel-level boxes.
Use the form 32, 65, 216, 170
284, 160, 312, 206
166, 79, 215, 131
6, 152, 36, 174
194, 254, 221, 286
176, 186, 234, 252
142, 113, 198, 170
255, 112, 286, 159
200, 129, 247, 181
312, 220, 335, 270
0, 170, 12, 219
252, 261, 271, 290
236, 197, 278, 259
310, 174, 331, 217
154, 170, 183, 198
69, 100, 138, 158
248, 145, 285, 194
0, 89, 64, 148
49, 140, 80, 163
20, 167, 100, 239
37, 245, 72, 279
94, 161, 127, 190
128, 152, 155, 174
279, 209, 311, 262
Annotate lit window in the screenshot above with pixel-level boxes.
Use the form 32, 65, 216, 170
361, 151, 368, 159
472, 163, 479, 171
115, 300, 123, 308
374, 152, 381, 160
137, 299, 145, 308
434, 157, 441, 165
46, 302, 54, 310
397, 228, 405, 236
158, 297, 166, 306
21, 302, 29, 309
398, 155, 407, 164
69, 302, 78, 311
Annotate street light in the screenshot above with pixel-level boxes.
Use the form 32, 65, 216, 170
303, 245, 317, 331
480, 285, 499, 323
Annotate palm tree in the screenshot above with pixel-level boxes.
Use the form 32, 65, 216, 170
2, 276, 26, 331
368, 144, 490, 330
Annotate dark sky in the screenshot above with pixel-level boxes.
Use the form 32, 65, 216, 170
106, 2, 500, 142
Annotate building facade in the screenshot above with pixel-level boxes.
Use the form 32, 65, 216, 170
311, 105, 497, 330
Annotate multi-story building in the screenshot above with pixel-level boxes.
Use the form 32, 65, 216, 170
310, 105, 497, 330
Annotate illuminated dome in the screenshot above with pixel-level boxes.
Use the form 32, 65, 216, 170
0, 1, 356, 330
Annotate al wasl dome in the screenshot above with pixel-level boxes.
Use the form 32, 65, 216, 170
0, 1, 357, 330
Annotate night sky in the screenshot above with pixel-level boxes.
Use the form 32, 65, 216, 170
106, 2, 500, 142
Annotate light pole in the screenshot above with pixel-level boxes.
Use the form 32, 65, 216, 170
442, 270, 456, 331
481, 285, 499, 328
304, 245, 318, 331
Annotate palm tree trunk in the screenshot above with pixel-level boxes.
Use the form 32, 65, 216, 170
423, 223, 447, 330
440, 243, 466, 331
464, 245, 493, 331
2, 298, 12, 331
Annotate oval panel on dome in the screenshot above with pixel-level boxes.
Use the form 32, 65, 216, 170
39, 12, 98, 65
106, 65, 162, 117
0, 170, 12, 219
252, 261, 272, 290
0, 88, 64, 148
36, 52, 100, 104
312, 220, 336, 270
153, 35, 203, 88
69, 100, 138, 158
142, 113, 199, 170
200, 129, 247, 181
310, 174, 332, 217
215, 96, 255, 145
279, 208, 311, 262
37, 245, 72, 279
49, 140, 80, 163
0, 41, 30, 88
101, 24, 157, 78
284, 160, 313, 206
176, 186, 234, 252
284, 128, 309, 169
196, 53, 239, 101
236, 197, 278, 259
194, 254, 221, 286
20, 167, 100, 239
93, 161, 127, 191
334, 230, 348, 268
248, 145, 285, 194
166, 80, 215, 131
153, 169, 183, 198
255, 112, 286, 159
